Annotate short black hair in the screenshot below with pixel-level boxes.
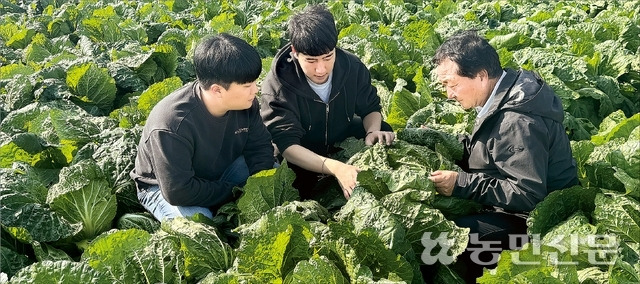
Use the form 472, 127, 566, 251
288, 4, 338, 56
193, 33, 261, 90
432, 30, 502, 79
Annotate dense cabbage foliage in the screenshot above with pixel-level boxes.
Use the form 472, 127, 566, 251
1, 0, 638, 283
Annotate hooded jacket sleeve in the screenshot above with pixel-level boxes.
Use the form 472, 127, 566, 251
352, 57, 383, 118
244, 99, 275, 174
452, 112, 550, 212
260, 76, 306, 155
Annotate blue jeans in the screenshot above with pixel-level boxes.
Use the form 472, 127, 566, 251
137, 156, 250, 222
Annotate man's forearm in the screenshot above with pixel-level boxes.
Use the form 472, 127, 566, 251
282, 145, 329, 174
362, 112, 383, 134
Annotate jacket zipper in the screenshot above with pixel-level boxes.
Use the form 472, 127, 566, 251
325, 103, 329, 146
319, 92, 339, 152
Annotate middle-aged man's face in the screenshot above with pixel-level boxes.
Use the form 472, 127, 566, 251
294, 48, 336, 85
435, 58, 491, 110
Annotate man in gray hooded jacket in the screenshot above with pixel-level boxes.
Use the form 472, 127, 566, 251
427, 30, 579, 283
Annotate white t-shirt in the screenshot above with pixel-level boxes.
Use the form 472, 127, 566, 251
477, 70, 506, 117
307, 73, 333, 103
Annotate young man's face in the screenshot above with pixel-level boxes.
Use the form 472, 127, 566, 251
435, 58, 490, 110
294, 48, 336, 84
219, 81, 259, 111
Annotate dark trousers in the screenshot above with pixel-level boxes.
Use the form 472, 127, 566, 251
453, 211, 529, 283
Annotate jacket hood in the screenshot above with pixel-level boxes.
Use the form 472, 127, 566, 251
480, 69, 565, 125
270, 43, 351, 101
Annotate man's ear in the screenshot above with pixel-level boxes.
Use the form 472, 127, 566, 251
291, 45, 298, 58
478, 69, 489, 81
209, 84, 224, 97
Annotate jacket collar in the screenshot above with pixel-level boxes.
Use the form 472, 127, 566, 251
272, 44, 351, 101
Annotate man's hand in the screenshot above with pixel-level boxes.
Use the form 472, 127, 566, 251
428, 170, 458, 196
365, 130, 395, 146
326, 159, 360, 199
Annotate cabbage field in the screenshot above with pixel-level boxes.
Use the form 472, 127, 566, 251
1, 0, 639, 283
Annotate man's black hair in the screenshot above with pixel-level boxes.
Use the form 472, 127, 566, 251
193, 33, 262, 89
288, 4, 338, 56
432, 30, 503, 79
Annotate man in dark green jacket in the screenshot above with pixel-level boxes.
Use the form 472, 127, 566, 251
260, 5, 395, 199
428, 30, 579, 283
131, 34, 274, 221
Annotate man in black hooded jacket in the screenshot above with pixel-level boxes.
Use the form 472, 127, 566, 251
260, 5, 395, 199
428, 30, 580, 283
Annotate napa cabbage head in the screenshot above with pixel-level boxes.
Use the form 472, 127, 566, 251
46, 159, 117, 247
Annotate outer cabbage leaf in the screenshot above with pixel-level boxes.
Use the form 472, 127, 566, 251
0, 164, 80, 243
79, 16, 123, 43
116, 213, 160, 233
32, 242, 73, 263
277, 200, 331, 223
316, 220, 415, 283
0, 100, 112, 164
385, 85, 430, 131
112, 43, 178, 86
136, 76, 183, 122
72, 126, 142, 213
82, 229, 152, 282
283, 255, 348, 284
577, 267, 608, 284
65, 63, 117, 116
527, 185, 600, 238
334, 188, 422, 283
133, 232, 186, 283
476, 243, 579, 284
608, 242, 640, 283
0, 246, 32, 280
592, 191, 640, 243
347, 141, 451, 193
381, 189, 469, 264
347, 142, 391, 171
591, 111, 640, 146
161, 217, 234, 281
540, 211, 606, 268
335, 188, 411, 256
236, 161, 299, 224
0, 132, 67, 168
2, 73, 34, 112
85, 230, 186, 284
47, 160, 118, 242
0, 64, 35, 79
8, 260, 108, 284
233, 209, 313, 283
356, 170, 391, 200
107, 62, 147, 94
405, 99, 475, 134
0, 100, 105, 141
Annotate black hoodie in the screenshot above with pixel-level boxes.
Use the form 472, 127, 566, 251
260, 44, 383, 157
454, 69, 579, 213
